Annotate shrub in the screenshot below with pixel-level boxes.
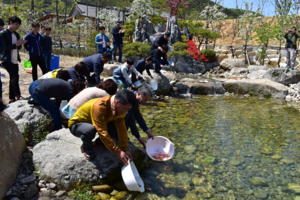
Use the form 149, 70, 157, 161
168, 50, 189, 57
172, 42, 188, 51
200, 49, 216, 59
123, 42, 151, 57
187, 40, 219, 63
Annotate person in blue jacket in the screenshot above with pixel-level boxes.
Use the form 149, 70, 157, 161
111, 20, 125, 63
95, 26, 112, 63
67, 62, 88, 81
81, 52, 111, 85
131, 56, 153, 83
24, 21, 48, 81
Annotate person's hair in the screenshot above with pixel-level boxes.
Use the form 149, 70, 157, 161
138, 84, 155, 97
56, 70, 71, 81
0, 100, 6, 112
99, 26, 105, 30
126, 57, 134, 65
0, 18, 5, 26
8, 16, 21, 25
45, 26, 51, 31
96, 79, 117, 95
70, 79, 86, 94
292, 27, 297, 31
41, 26, 45, 29
31, 21, 40, 28
74, 62, 88, 76
102, 52, 112, 59
161, 44, 169, 52
115, 89, 137, 106
144, 56, 153, 62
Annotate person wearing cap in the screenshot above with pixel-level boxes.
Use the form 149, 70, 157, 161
151, 32, 170, 51
111, 20, 125, 63
149, 44, 171, 73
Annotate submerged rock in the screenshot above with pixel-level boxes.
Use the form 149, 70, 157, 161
250, 177, 269, 186
92, 185, 112, 193
32, 129, 147, 188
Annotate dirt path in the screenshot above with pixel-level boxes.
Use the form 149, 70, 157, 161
0, 52, 83, 105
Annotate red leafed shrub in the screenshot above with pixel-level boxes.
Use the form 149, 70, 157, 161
186, 40, 219, 63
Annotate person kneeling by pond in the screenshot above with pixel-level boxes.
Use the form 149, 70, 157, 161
62, 79, 117, 118
149, 44, 171, 74
113, 57, 146, 90
29, 78, 86, 130
68, 89, 137, 165
131, 56, 154, 84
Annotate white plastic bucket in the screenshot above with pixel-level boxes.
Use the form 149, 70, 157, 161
146, 136, 175, 161
121, 159, 145, 193
149, 79, 158, 91
59, 100, 69, 119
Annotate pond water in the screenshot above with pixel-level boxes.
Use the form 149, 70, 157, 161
128, 96, 300, 199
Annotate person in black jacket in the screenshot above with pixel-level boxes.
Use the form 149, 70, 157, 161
24, 21, 48, 81
0, 16, 27, 103
149, 45, 171, 73
67, 62, 88, 81
151, 32, 170, 51
131, 56, 153, 83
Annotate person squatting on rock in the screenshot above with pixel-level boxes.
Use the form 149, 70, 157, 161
95, 26, 112, 63
24, 21, 48, 81
151, 32, 170, 51
149, 44, 171, 73
1, 16, 27, 103
29, 78, 86, 130
113, 58, 146, 90
68, 89, 137, 165
131, 56, 154, 84
67, 62, 88, 82
112, 20, 125, 63
285, 27, 299, 70
81, 52, 111, 85
125, 84, 155, 148
62, 79, 117, 118
41, 26, 53, 71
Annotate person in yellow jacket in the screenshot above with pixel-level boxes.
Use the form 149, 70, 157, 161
68, 89, 137, 165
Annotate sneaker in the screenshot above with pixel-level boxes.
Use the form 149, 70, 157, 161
80, 146, 95, 160
17, 96, 26, 100
93, 138, 106, 148
291, 66, 294, 70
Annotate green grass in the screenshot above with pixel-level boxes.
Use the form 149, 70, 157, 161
70, 187, 94, 200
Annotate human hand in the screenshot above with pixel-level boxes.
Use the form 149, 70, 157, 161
16, 39, 27, 46
160, 64, 164, 68
117, 151, 132, 166
136, 76, 139, 80
138, 137, 147, 149
143, 77, 147, 81
99, 41, 104, 44
131, 84, 135, 88
145, 129, 154, 140
106, 42, 110, 45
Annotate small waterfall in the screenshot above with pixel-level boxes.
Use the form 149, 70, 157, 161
186, 87, 190, 94
212, 85, 216, 95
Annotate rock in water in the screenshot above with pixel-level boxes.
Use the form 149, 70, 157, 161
0, 112, 26, 200
264, 68, 300, 85
144, 70, 171, 95
32, 128, 147, 189
250, 177, 269, 186
223, 79, 288, 99
92, 185, 112, 193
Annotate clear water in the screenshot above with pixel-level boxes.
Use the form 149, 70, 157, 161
128, 96, 300, 199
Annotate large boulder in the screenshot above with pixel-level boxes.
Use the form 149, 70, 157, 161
220, 59, 246, 70
223, 79, 288, 99
174, 82, 225, 95
230, 67, 249, 75
264, 68, 300, 85
33, 128, 147, 189
247, 70, 267, 79
162, 72, 179, 81
143, 70, 171, 95
248, 65, 268, 73
103, 64, 122, 76
0, 112, 26, 199
4, 100, 54, 143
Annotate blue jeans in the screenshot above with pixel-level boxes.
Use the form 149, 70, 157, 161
113, 76, 128, 89
29, 81, 62, 130
153, 57, 163, 72
43, 51, 52, 71
113, 43, 123, 62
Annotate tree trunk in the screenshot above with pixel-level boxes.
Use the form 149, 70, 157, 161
56, 0, 59, 24
277, 40, 282, 68
64, 0, 67, 34
78, 26, 81, 57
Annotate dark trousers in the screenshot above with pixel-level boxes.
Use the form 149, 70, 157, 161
43, 51, 52, 71
113, 43, 123, 62
2, 62, 21, 100
153, 57, 164, 72
30, 55, 48, 81
70, 122, 117, 150
0, 72, 2, 100
131, 74, 142, 84
29, 81, 62, 130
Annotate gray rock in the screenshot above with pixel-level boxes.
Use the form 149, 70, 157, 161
55, 190, 66, 196
247, 70, 267, 79
220, 59, 246, 70
103, 64, 122, 76
181, 78, 196, 83
0, 112, 26, 200
24, 183, 39, 198
20, 174, 35, 185
174, 82, 225, 95
144, 70, 171, 95
264, 68, 300, 85
40, 188, 56, 196
254, 190, 268, 199
32, 129, 147, 189
46, 183, 56, 189
230, 67, 249, 75
248, 65, 269, 73
223, 79, 288, 99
